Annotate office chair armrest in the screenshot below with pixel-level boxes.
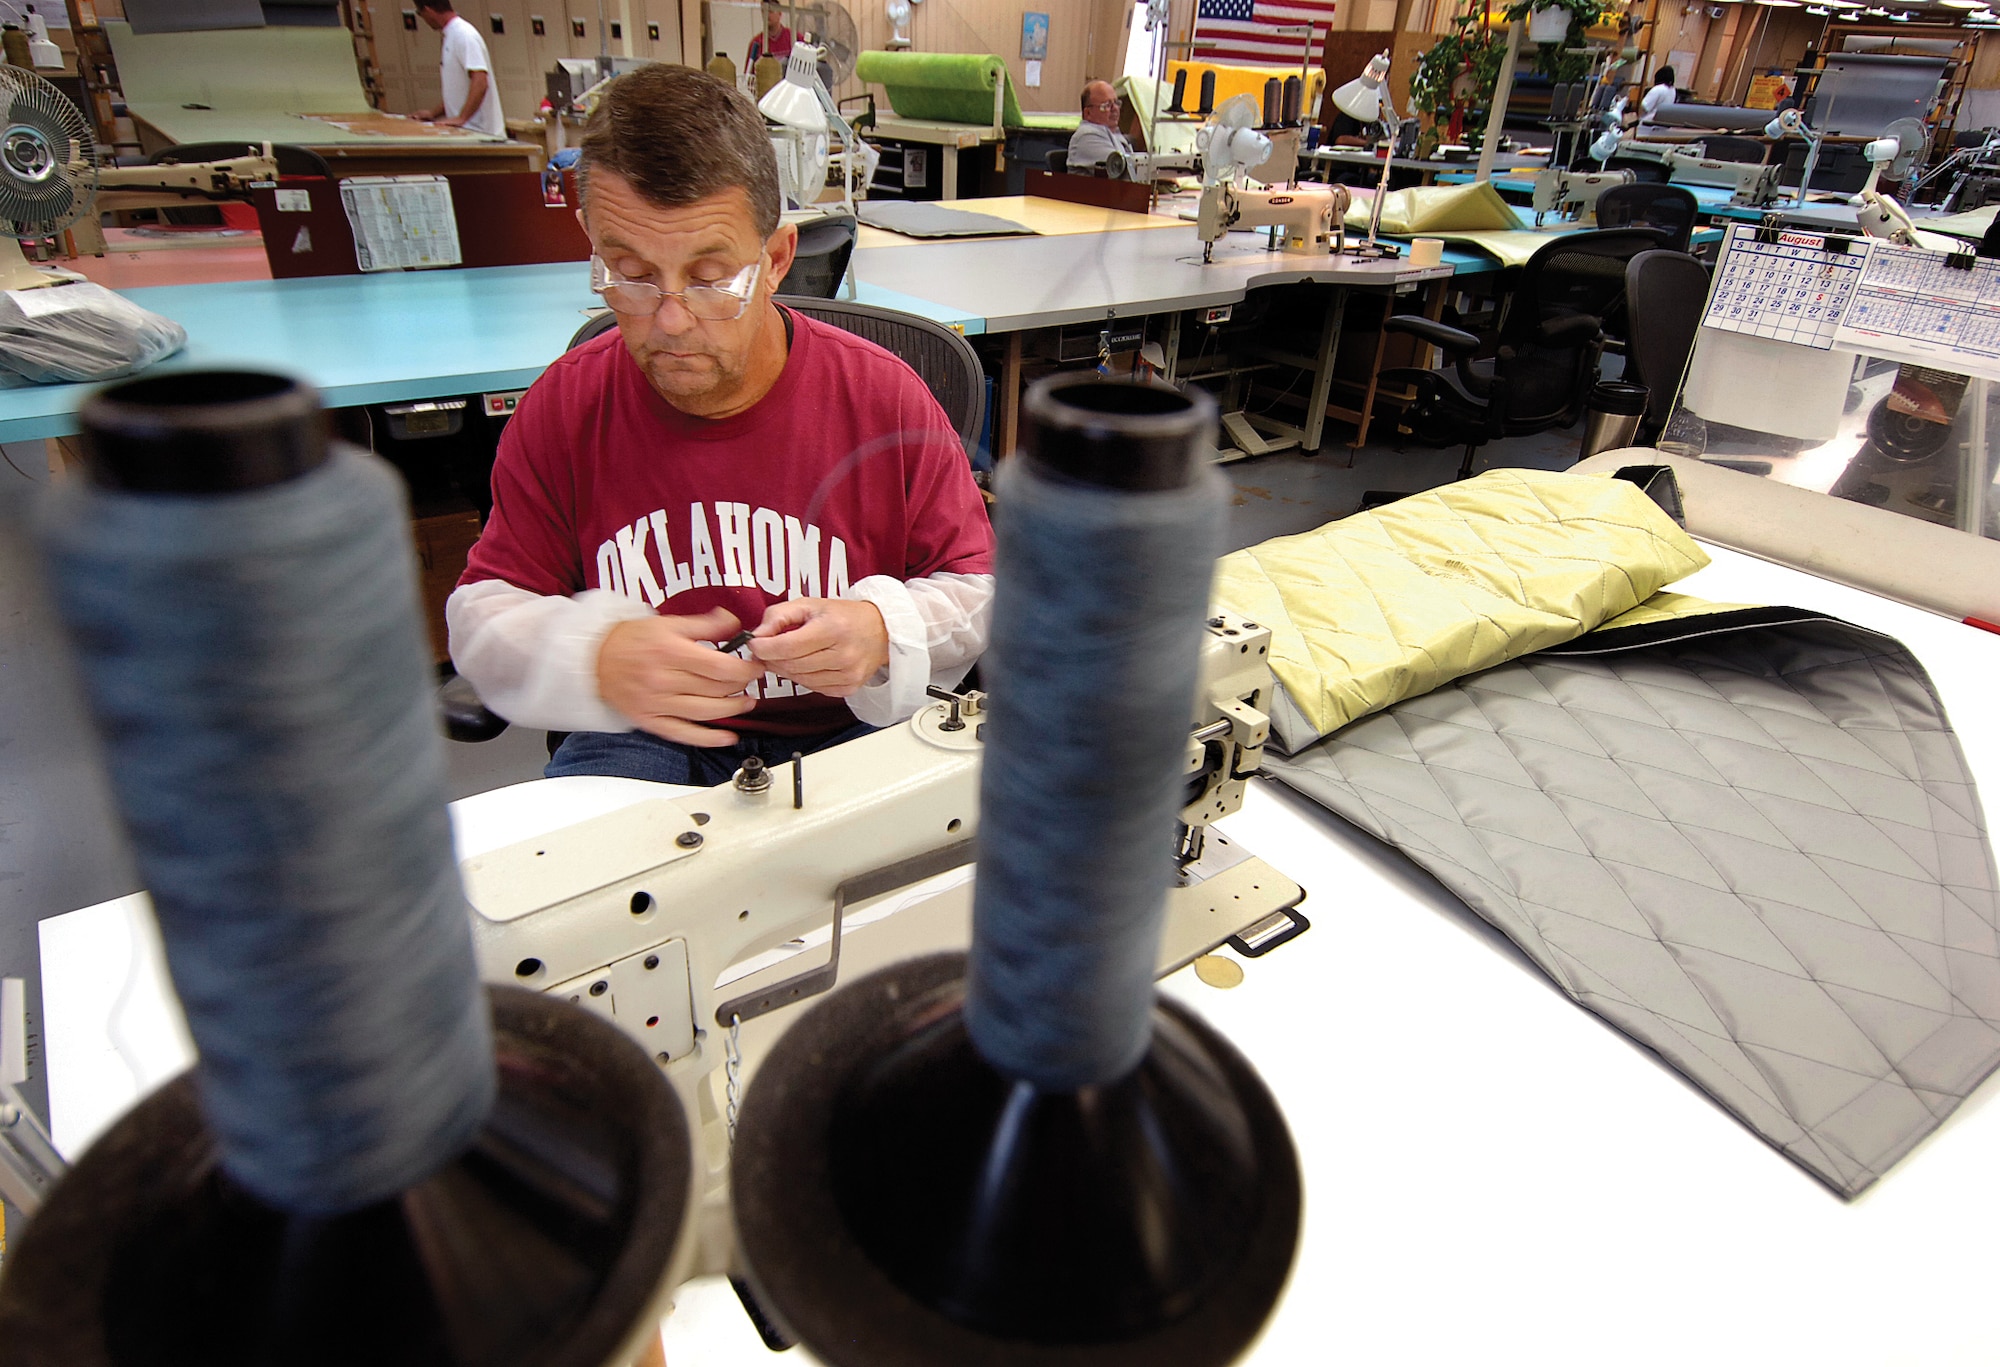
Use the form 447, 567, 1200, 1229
439, 673, 510, 743
1384, 316, 1482, 355
1535, 312, 1603, 348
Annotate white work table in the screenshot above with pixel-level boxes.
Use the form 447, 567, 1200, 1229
35, 544, 2000, 1365
852, 223, 1455, 458
852, 222, 1451, 335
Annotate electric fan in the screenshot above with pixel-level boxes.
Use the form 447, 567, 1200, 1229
1852, 117, 1927, 203
0, 66, 97, 292
1196, 95, 1271, 187
794, 0, 860, 86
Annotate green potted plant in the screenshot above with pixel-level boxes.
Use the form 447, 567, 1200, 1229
1411, 4, 1505, 148
1505, 0, 1607, 48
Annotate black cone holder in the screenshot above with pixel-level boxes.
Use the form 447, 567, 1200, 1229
0, 988, 691, 1367
731, 954, 1301, 1367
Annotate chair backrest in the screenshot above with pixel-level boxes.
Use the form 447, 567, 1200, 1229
1605, 156, 1669, 184
1593, 183, 1698, 252
784, 213, 858, 300
1623, 248, 1711, 430
1700, 135, 1766, 165
568, 311, 619, 351
1045, 149, 1068, 174
150, 141, 333, 178
1514, 226, 1673, 346
782, 298, 986, 461
564, 301, 987, 463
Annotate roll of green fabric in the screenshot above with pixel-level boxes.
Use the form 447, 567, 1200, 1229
855, 51, 1021, 126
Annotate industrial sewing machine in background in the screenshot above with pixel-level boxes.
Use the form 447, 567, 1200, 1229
1530, 166, 1634, 225
1105, 147, 1201, 184
460, 611, 1307, 1282
1664, 148, 1784, 207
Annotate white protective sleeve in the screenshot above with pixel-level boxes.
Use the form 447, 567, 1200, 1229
445, 572, 995, 733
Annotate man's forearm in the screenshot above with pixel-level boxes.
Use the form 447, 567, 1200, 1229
843, 572, 994, 726
446, 579, 653, 732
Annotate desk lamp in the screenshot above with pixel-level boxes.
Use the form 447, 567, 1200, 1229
1333, 51, 1402, 259
1764, 106, 1824, 208
760, 43, 874, 214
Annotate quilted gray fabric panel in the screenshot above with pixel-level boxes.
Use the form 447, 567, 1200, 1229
1266, 610, 2000, 1198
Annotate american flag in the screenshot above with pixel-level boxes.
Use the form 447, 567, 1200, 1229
1192, 0, 1336, 66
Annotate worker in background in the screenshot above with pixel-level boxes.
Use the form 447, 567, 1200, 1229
746, 3, 794, 68
1067, 81, 1132, 171
412, 0, 506, 136
1638, 66, 1676, 135
448, 65, 993, 784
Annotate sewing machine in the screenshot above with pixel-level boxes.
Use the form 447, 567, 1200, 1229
1105, 148, 1201, 183
1664, 148, 1784, 207
1197, 183, 1349, 261
459, 611, 1306, 1277
1530, 166, 1634, 225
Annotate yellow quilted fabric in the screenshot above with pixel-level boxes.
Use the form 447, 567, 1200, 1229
1211, 469, 1710, 747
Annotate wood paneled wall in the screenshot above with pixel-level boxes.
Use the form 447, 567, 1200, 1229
367, 0, 683, 121
830, 0, 1132, 112
365, 0, 1132, 125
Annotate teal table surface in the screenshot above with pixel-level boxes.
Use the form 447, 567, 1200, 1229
0, 264, 984, 444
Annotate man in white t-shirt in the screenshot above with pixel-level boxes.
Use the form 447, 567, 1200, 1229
413, 0, 506, 137
1637, 66, 1676, 134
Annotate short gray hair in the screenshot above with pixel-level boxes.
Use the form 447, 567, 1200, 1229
578, 64, 782, 239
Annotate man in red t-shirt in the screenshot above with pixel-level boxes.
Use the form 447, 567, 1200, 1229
745, 3, 794, 68
449, 64, 992, 784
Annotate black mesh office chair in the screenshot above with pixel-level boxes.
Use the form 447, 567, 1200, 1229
1623, 248, 1711, 440
149, 142, 334, 178
783, 213, 859, 299
566, 298, 985, 461
1375, 227, 1670, 480
1699, 135, 1766, 165
446, 301, 989, 742
1594, 183, 1699, 253
1046, 149, 1069, 173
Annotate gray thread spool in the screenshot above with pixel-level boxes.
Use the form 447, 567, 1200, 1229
34, 371, 494, 1215
964, 378, 1224, 1091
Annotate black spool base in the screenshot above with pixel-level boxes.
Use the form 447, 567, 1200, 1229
732, 953, 1301, 1367
0, 988, 690, 1367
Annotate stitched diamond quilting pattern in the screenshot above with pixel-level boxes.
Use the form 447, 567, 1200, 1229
1267, 613, 2000, 1198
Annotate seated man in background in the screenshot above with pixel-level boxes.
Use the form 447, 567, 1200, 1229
449, 65, 993, 785
1067, 81, 1133, 171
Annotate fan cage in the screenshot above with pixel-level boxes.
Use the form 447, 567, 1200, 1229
0, 66, 98, 240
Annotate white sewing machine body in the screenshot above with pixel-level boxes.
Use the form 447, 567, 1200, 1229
1197, 183, 1349, 255
1105, 148, 1200, 183
1530, 167, 1633, 225
459, 611, 1307, 1277
1665, 148, 1783, 207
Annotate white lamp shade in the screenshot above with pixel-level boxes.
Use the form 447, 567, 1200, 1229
759, 77, 827, 133
1331, 53, 1390, 123
1331, 76, 1381, 122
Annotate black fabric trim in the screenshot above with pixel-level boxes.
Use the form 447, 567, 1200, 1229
1539, 604, 1885, 657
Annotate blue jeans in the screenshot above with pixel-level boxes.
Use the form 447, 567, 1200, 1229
545, 721, 877, 785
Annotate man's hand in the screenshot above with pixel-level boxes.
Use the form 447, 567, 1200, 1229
413, 106, 444, 122
597, 608, 764, 746
749, 599, 889, 698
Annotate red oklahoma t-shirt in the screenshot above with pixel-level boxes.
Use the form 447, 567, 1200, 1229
461, 307, 994, 737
